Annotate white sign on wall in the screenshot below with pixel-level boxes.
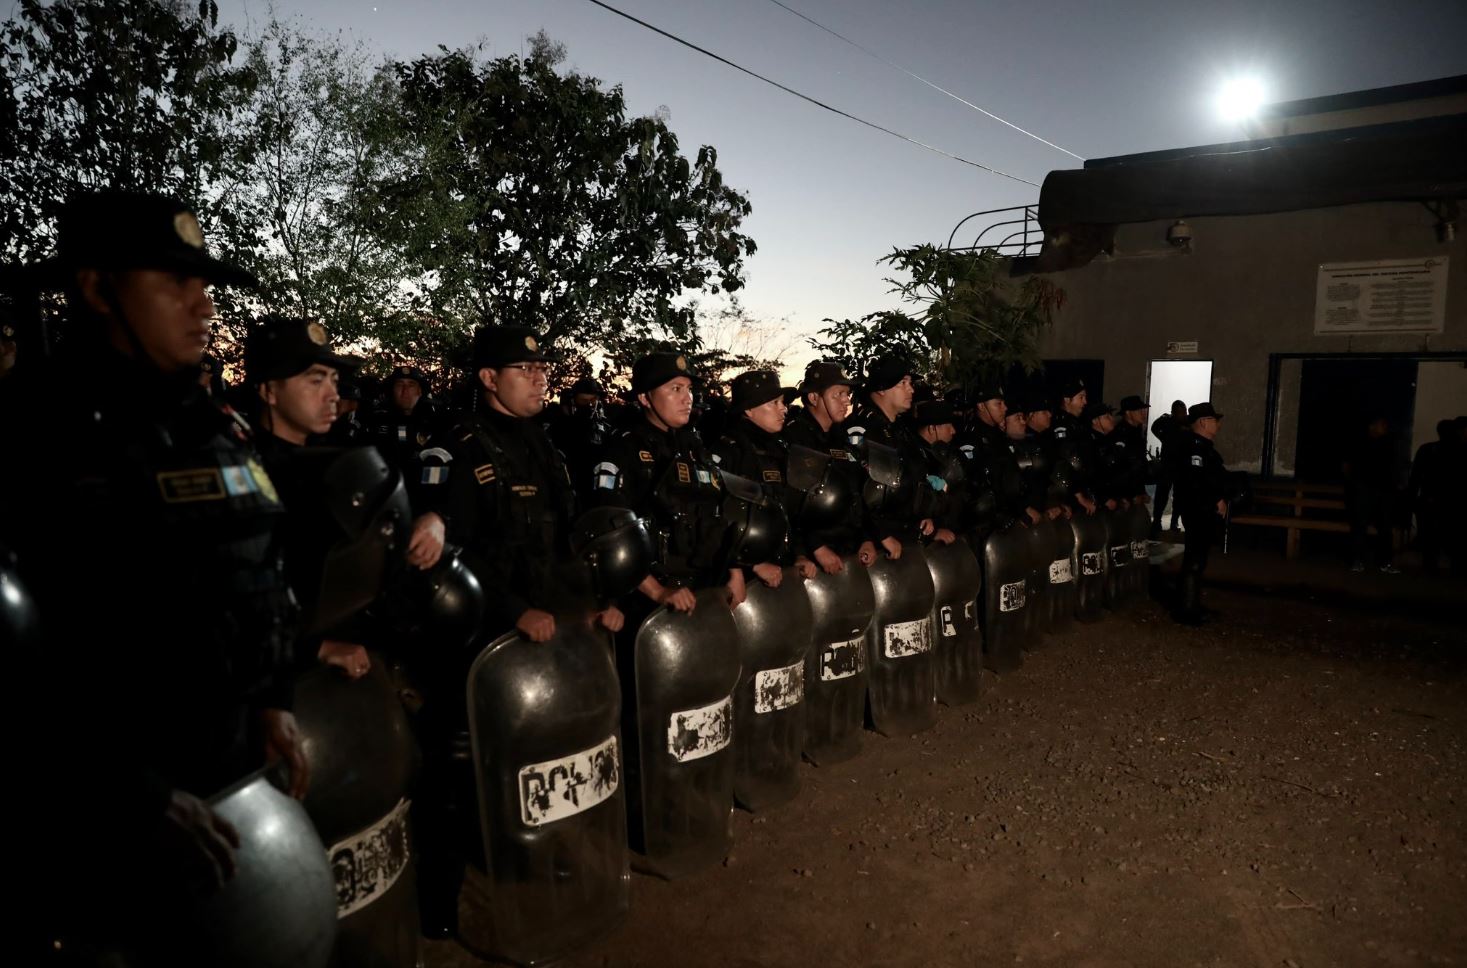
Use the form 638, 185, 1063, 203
1314, 257, 1448, 335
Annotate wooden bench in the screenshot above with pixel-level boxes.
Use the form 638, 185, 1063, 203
1229, 480, 1373, 560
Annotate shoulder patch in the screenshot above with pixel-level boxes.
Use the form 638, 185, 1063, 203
1054, 427, 1068, 438
474, 463, 496, 484
846, 425, 866, 447
763, 469, 782, 483
1190, 455, 1203, 467
592, 461, 620, 490
639, 449, 655, 463
676, 462, 692, 484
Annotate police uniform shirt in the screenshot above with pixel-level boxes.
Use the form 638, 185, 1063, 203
444, 407, 579, 632
845, 401, 925, 541
960, 420, 1028, 521
592, 418, 727, 586
0, 343, 296, 820
547, 405, 610, 503
1171, 431, 1230, 516
713, 418, 797, 563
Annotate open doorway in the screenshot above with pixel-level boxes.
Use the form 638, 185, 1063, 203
1146, 360, 1213, 455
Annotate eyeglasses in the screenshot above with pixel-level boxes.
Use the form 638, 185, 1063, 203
501, 363, 550, 377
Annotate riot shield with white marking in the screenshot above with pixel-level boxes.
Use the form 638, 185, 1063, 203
293, 660, 421, 968
926, 538, 983, 706
1044, 516, 1078, 634
1069, 512, 1108, 622
1103, 508, 1130, 609
980, 522, 1030, 674
466, 622, 629, 964
623, 588, 741, 879
134, 771, 338, 968
865, 542, 938, 735
1018, 520, 1053, 648
731, 566, 814, 810
801, 555, 875, 765
1126, 501, 1153, 602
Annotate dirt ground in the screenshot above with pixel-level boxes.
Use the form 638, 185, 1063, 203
429, 553, 1466, 968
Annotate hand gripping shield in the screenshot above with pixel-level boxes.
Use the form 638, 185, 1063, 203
865, 542, 938, 736
926, 538, 983, 706
731, 566, 814, 810
801, 556, 875, 765
466, 621, 629, 965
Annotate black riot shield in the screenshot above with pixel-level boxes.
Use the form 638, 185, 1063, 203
731, 567, 814, 811
981, 523, 1031, 673
865, 543, 938, 735
801, 556, 875, 765
1070, 512, 1108, 623
1126, 502, 1153, 602
465, 622, 629, 966
136, 771, 338, 968
623, 588, 741, 879
1102, 509, 1130, 609
1018, 521, 1053, 648
293, 661, 420, 968
1044, 517, 1078, 635
926, 539, 983, 706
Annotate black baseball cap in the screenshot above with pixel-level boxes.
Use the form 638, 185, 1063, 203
730, 370, 787, 412
799, 360, 856, 395
387, 364, 431, 394
1057, 375, 1087, 399
472, 325, 547, 369
569, 377, 604, 397
912, 399, 956, 427
244, 318, 358, 383
1187, 402, 1223, 422
19, 190, 257, 289
864, 354, 911, 394
1119, 395, 1147, 412
631, 351, 696, 396
972, 379, 1007, 405
1082, 401, 1116, 422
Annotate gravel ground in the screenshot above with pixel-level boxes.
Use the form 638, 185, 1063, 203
429, 565, 1466, 967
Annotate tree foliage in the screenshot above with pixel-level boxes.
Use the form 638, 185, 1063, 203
370, 45, 756, 352
810, 245, 1064, 390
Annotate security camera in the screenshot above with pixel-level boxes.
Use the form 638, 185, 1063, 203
1166, 219, 1193, 251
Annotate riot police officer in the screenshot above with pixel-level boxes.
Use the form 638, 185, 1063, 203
1172, 402, 1232, 625
1085, 401, 1129, 510
846, 354, 928, 554
0, 191, 309, 956
593, 350, 745, 610
783, 360, 880, 571
961, 381, 1042, 528
911, 399, 963, 544
327, 375, 370, 444
445, 325, 623, 640
547, 376, 611, 501
373, 363, 450, 509
714, 370, 817, 584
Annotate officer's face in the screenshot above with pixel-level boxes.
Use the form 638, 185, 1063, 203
81, 269, 216, 373
745, 396, 787, 434
979, 397, 1007, 425
392, 378, 422, 413
933, 422, 955, 443
1194, 416, 1219, 439
819, 385, 854, 423
482, 363, 549, 418
1004, 412, 1027, 440
1093, 413, 1116, 434
263, 364, 340, 439
1064, 390, 1088, 416
874, 376, 914, 415
1127, 406, 1149, 426
572, 392, 600, 412
1027, 409, 1052, 432
642, 377, 693, 429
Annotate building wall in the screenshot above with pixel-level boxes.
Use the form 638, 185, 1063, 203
1037, 200, 1466, 472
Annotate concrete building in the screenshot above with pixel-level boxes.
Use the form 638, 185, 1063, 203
1026, 75, 1466, 476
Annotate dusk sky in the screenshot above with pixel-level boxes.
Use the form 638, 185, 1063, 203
218, 0, 1466, 366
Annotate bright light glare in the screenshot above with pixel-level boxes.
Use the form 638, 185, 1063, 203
1216, 76, 1266, 122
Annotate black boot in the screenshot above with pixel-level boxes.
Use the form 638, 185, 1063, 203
1174, 573, 1203, 626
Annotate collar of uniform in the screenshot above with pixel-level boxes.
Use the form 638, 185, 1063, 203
74, 338, 205, 418
482, 405, 531, 435
733, 419, 782, 450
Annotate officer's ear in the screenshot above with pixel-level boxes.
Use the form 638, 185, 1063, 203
258, 381, 278, 407
478, 367, 498, 394
636, 391, 652, 410
73, 269, 113, 317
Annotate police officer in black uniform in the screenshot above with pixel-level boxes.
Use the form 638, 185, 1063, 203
0, 191, 308, 957
1085, 401, 1130, 511
911, 398, 963, 545
547, 376, 611, 502
373, 363, 450, 509
1171, 402, 1232, 625
783, 360, 880, 572
445, 325, 623, 641
1114, 394, 1152, 506
714, 370, 817, 585
846, 354, 929, 557
592, 350, 746, 612
961, 380, 1043, 529
327, 375, 370, 444
1048, 376, 1101, 515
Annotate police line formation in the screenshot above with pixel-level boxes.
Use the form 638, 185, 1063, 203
1, 192, 1241, 968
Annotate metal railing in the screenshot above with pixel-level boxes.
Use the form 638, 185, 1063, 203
944, 204, 1042, 257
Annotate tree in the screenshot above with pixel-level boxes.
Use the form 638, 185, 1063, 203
810, 246, 1064, 389
369, 44, 756, 353
0, 0, 258, 271
234, 19, 417, 346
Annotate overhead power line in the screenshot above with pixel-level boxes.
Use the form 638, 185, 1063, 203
762, 0, 1084, 161
579, 0, 1039, 187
